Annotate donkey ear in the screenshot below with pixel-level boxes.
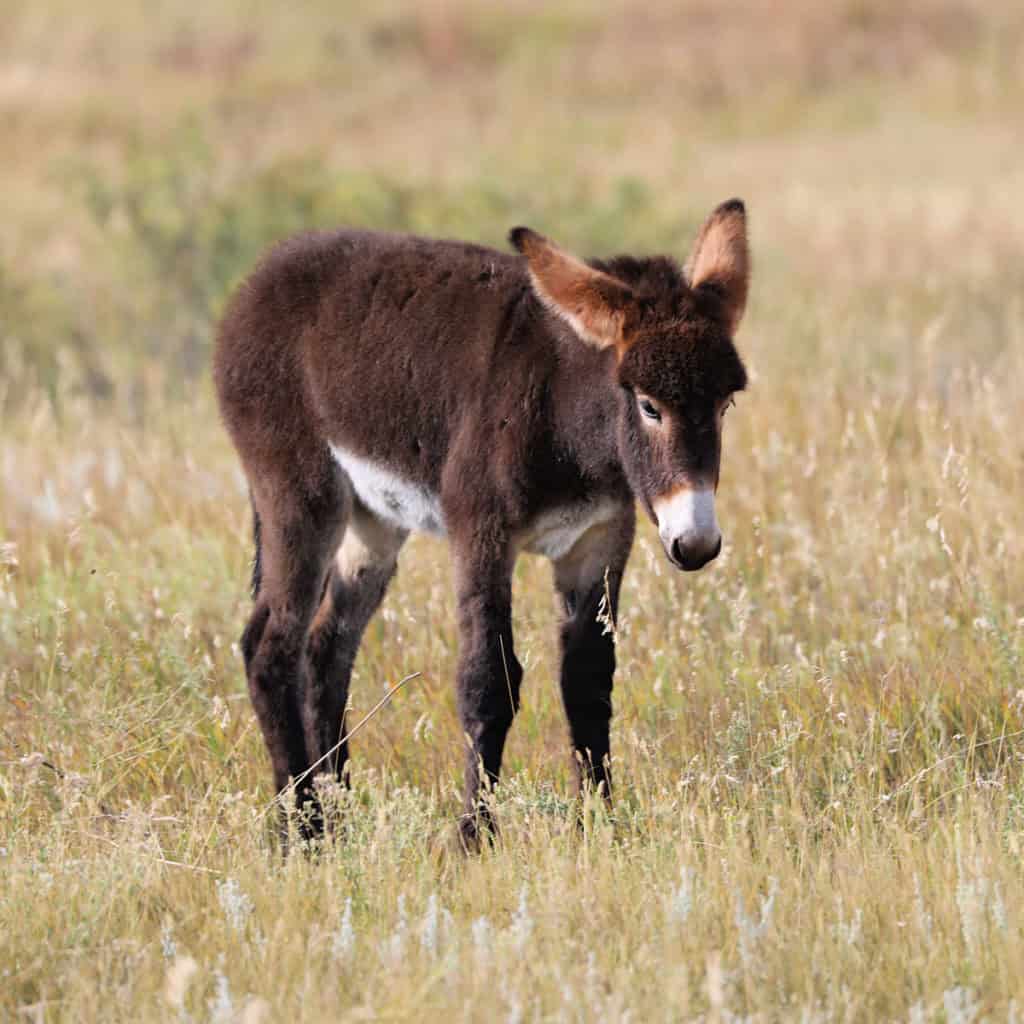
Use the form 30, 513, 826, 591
510, 226, 635, 350
685, 199, 749, 334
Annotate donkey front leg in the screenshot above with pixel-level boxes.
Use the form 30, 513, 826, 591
553, 511, 635, 799
452, 545, 521, 850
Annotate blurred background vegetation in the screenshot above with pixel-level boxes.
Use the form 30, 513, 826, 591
3, 0, 1022, 412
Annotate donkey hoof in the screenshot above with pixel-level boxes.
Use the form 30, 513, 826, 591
456, 811, 498, 854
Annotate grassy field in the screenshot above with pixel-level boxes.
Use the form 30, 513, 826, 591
3, 1, 1024, 1019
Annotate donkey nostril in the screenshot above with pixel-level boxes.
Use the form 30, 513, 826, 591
669, 535, 722, 571
670, 537, 685, 566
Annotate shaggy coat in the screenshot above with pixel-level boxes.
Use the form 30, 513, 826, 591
213, 200, 750, 846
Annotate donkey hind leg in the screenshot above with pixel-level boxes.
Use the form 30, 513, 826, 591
553, 510, 635, 801
241, 473, 346, 836
303, 504, 406, 786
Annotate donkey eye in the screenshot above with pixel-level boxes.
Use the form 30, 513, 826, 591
638, 398, 661, 422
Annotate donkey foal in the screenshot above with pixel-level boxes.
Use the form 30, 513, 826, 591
214, 200, 750, 848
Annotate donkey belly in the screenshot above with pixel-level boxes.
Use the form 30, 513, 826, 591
328, 444, 446, 536
520, 497, 623, 561
329, 443, 623, 559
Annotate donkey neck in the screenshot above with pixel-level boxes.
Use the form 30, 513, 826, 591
545, 317, 631, 502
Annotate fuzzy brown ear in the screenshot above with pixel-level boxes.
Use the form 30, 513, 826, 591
510, 226, 635, 350
685, 199, 750, 334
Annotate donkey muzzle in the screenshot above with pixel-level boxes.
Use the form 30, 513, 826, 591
653, 486, 722, 572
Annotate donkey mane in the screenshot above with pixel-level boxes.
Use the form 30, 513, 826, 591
588, 254, 689, 307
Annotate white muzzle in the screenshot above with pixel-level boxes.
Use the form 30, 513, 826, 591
652, 487, 722, 571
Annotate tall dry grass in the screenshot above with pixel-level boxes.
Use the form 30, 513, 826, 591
2, 1, 1023, 1020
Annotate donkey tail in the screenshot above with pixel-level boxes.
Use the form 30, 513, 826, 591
250, 495, 263, 600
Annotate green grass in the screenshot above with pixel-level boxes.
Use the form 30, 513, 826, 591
2, 1, 1024, 1020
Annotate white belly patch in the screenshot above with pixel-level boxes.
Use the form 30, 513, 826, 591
329, 443, 622, 560
329, 444, 445, 536
520, 498, 622, 561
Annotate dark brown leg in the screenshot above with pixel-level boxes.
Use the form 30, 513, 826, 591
452, 543, 520, 850
303, 505, 405, 786
241, 472, 345, 839
553, 511, 635, 799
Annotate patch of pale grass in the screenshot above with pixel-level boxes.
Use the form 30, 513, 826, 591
4, 761, 1024, 1020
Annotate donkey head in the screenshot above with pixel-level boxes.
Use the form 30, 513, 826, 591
511, 200, 749, 571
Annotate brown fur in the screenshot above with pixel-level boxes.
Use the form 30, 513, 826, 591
213, 201, 750, 848
684, 198, 750, 334
509, 227, 633, 350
